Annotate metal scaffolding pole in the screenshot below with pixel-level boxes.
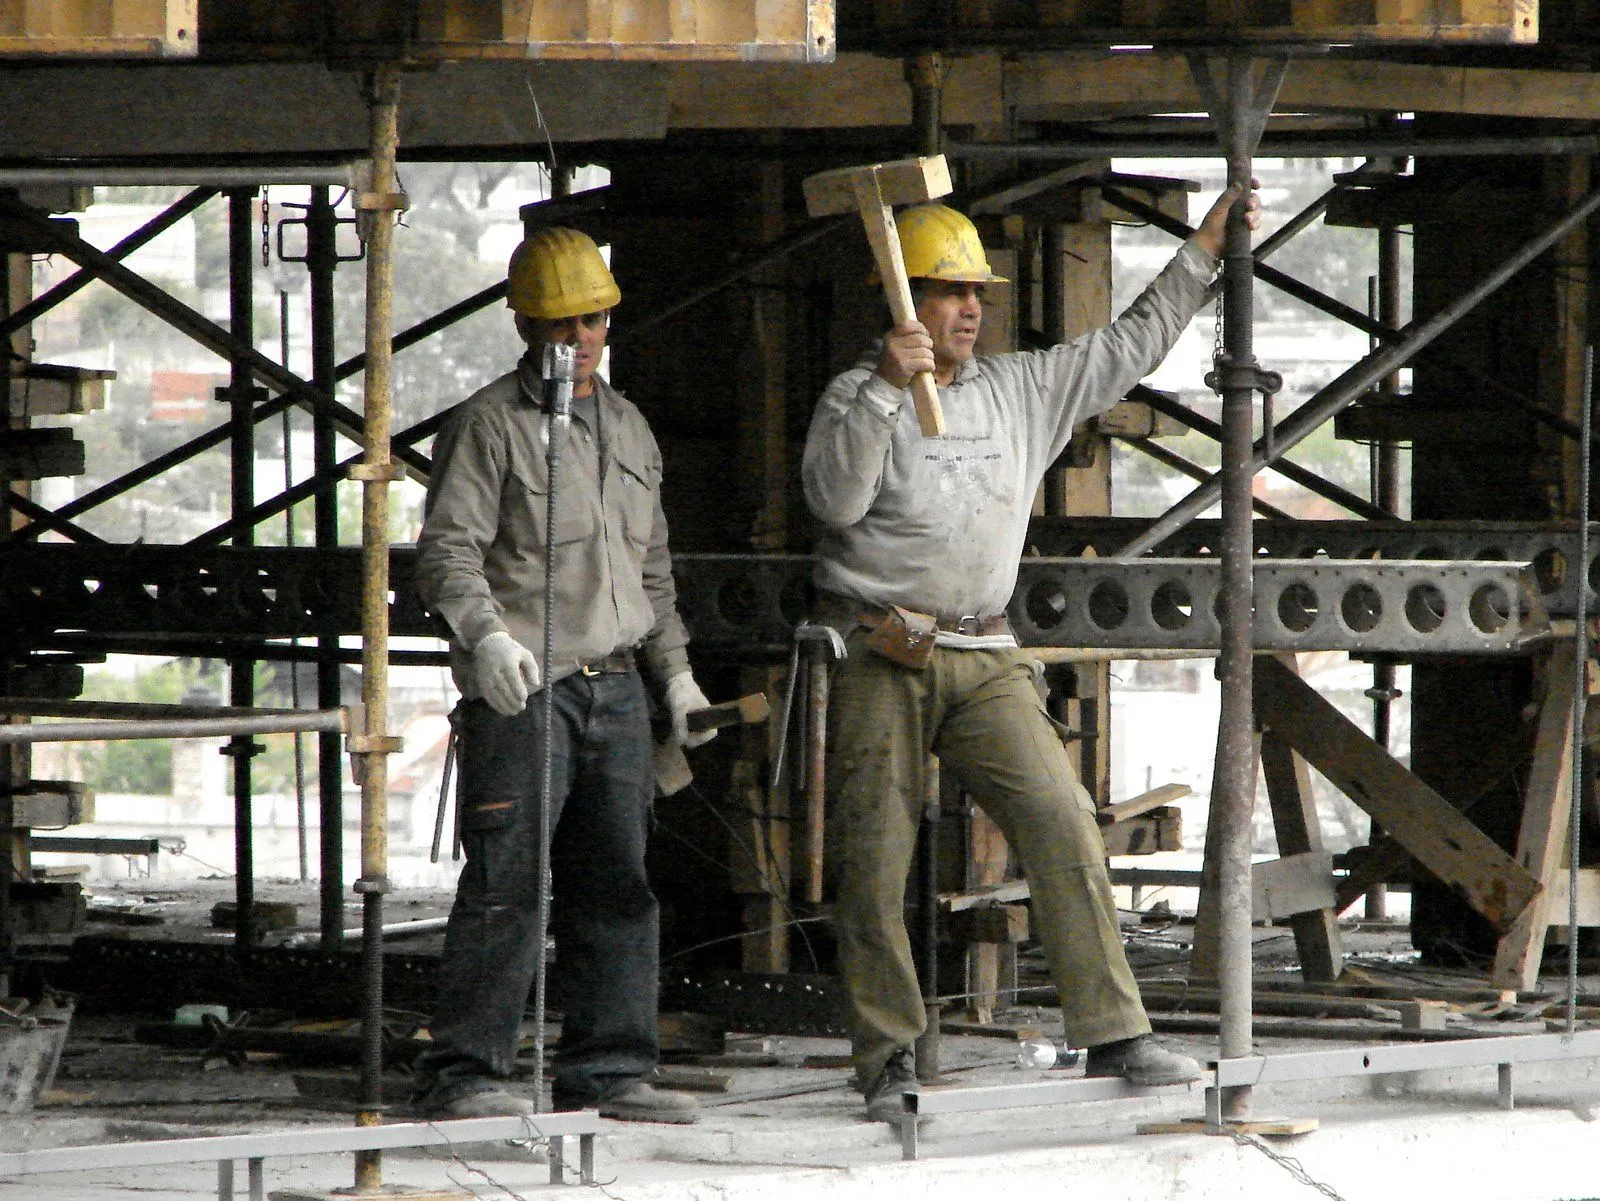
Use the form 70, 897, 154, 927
1190, 52, 1286, 1126
1115, 180, 1600, 561
225, 188, 260, 962
308, 187, 347, 957
349, 63, 404, 1194
1366, 211, 1404, 921
0, 709, 349, 744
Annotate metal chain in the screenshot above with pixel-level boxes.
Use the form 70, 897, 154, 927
1211, 288, 1226, 374
260, 187, 271, 268
1222, 1128, 1349, 1201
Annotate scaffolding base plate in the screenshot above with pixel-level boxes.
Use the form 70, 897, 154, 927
1137, 1116, 1320, 1137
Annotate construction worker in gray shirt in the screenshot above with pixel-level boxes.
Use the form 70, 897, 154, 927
803, 185, 1258, 1122
412, 227, 711, 1124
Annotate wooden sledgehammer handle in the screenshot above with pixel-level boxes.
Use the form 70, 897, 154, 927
852, 173, 946, 438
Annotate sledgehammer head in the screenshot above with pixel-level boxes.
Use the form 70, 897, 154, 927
802, 155, 952, 218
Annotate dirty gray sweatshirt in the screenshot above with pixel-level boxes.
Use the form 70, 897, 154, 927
802, 239, 1215, 625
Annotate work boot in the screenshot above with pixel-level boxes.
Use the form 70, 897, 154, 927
863, 1046, 919, 1124
423, 1088, 540, 1118
1085, 1035, 1203, 1086
593, 1079, 700, 1124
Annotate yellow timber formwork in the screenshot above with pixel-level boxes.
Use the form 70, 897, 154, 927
0, 0, 196, 56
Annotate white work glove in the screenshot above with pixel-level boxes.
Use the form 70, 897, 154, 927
665, 672, 717, 749
473, 630, 541, 717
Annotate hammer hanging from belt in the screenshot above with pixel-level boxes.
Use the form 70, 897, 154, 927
532, 340, 575, 1111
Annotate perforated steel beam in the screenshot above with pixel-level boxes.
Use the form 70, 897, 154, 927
0, 546, 1550, 658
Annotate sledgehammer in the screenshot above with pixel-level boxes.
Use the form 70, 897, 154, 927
802, 154, 953, 438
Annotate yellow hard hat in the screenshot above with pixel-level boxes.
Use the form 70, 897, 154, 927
506, 227, 621, 320
897, 205, 1008, 284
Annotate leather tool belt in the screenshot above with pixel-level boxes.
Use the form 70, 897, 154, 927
842, 598, 1012, 671
578, 648, 636, 676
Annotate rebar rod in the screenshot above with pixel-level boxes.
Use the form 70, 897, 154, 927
352, 63, 401, 1195
1116, 181, 1600, 561
1568, 347, 1592, 1037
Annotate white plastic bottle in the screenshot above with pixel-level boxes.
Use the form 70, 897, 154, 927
1016, 1037, 1081, 1069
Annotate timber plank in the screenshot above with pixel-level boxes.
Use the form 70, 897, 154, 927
1259, 683, 1343, 982
1492, 642, 1579, 990
1253, 655, 1539, 933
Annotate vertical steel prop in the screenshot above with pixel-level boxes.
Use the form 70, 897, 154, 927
307, 188, 347, 955
349, 63, 405, 1193
1190, 53, 1286, 1124
226, 188, 260, 962
1366, 209, 1404, 921
907, 48, 947, 1085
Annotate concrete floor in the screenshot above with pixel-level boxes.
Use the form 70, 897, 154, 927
4, 880, 1600, 1199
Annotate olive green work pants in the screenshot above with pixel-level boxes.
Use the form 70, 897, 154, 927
826, 631, 1151, 1089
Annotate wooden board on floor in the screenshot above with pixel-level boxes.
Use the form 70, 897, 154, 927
1138, 1116, 1320, 1137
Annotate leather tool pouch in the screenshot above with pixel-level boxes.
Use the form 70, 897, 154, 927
863, 605, 938, 670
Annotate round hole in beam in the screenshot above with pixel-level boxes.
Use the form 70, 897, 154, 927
1150, 580, 1194, 631
1024, 581, 1069, 631
1276, 581, 1319, 634
1469, 583, 1512, 634
1087, 580, 1130, 632
1405, 583, 1448, 634
1340, 582, 1383, 634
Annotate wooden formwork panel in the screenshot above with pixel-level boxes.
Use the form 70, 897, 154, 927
414, 0, 836, 62
864, 0, 1536, 43
0, 0, 197, 57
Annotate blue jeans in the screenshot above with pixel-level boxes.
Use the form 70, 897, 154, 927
412, 670, 660, 1106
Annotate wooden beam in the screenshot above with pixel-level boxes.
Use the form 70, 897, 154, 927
1259, 699, 1344, 981
1251, 851, 1338, 922
1492, 642, 1580, 990
1253, 655, 1540, 933
1010, 54, 1592, 123
667, 52, 1004, 129
1097, 782, 1191, 825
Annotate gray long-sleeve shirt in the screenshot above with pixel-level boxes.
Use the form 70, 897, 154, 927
803, 239, 1215, 623
415, 357, 691, 699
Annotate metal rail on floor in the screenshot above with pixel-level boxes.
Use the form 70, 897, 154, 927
897, 1029, 1600, 1160
0, 1112, 604, 1194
